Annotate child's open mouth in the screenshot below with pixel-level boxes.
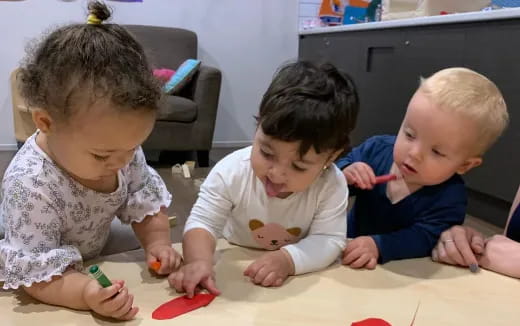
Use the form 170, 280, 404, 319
264, 177, 284, 197
402, 163, 417, 174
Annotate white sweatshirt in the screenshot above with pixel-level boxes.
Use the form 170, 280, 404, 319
185, 147, 348, 274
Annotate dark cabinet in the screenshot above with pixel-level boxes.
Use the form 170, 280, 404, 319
299, 20, 520, 226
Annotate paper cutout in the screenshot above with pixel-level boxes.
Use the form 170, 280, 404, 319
351, 318, 392, 326
152, 293, 216, 320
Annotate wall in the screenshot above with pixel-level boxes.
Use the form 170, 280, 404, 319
0, 0, 299, 149
299, 0, 322, 28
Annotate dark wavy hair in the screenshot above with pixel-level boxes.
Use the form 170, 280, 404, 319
18, 1, 160, 121
256, 61, 360, 157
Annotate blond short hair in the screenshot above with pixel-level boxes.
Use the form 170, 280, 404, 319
419, 67, 508, 155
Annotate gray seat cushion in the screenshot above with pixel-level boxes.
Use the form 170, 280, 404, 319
157, 95, 197, 122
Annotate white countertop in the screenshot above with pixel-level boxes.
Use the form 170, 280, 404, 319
300, 7, 520, 35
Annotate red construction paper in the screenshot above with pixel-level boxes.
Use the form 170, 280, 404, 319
152, 293, 216, 320
351, 318, 392, 326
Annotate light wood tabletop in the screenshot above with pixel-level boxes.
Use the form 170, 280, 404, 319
1, 239, 519, 326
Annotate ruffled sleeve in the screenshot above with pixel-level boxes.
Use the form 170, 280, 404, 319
0, 179, 82, 290
117, 147, 172, 224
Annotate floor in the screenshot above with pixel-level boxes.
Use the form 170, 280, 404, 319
0, 148, 502, 243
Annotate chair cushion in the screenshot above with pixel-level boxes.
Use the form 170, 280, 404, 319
157, 95, 197, 122
163, 59, 201, 95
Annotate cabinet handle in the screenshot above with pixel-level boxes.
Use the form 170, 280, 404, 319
365, 46, 395, 72
405, 40, 410, 46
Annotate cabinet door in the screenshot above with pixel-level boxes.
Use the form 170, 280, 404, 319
399, 26, 466, 90
299, 32, 364, 82
349, 29, 405, 145
463, 21, 520, 202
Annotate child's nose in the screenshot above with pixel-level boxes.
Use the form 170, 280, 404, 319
107, 153, 132, 170
408, 144, 423, 161
268, 164, 287, 181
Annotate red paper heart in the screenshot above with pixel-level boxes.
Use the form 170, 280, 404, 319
351, 318, 392, 326
152, 293, 216, 320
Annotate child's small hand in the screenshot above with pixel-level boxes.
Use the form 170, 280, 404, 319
342, 162, 376, 189
83, 279, 139, 320
168, 260, 220, 298
243, 249, 295, 287
342, 236, 379, 269
146, 243, 182, 275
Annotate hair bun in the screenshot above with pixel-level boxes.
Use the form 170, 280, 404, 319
88, 1, 111, 22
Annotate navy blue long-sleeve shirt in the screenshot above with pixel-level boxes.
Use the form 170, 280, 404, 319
507, 204, 520, 241
336, 135, 467, 263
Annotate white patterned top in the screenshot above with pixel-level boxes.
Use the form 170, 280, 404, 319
0, 133, 171, 289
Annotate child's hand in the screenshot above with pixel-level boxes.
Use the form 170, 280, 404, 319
478, 235, 520, 278
168, 260, 220, 298
83, 279, 139, 320
146, 243, 182, 275
243, 249, 295, 287
342, 162, 376, 189
342, 236, 379, 269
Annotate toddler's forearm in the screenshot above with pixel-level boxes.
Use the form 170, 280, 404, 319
23, 268, 91, 310
183, 228, 216, 264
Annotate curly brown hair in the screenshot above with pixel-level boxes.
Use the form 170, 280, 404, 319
257, 61, 360, 157
18, 1, 161, 122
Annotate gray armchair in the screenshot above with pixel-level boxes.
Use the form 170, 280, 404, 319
125, 25, 222, 167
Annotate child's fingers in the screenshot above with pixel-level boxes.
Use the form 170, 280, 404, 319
350, 254, 370, 269
342, 247, 362, 265
252, 265, 270, 284
359, 164, 376, 185
168, 271, 186, 293
243, 261, 259, 278
201, 277, 221, 296
104, 287, 130, 312
99, 282, 123, 301
274, 278, 283, 287
366, 257, 377, 270
173, 254, 183, 271
112, 293, 135, 319
261, 271, 278, 287
183, 276, 202, 299
119, 306, 139, 321
344, 170, 357, 185
351, 169, 369, 189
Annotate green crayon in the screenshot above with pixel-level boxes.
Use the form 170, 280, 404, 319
89, 265, 112, 288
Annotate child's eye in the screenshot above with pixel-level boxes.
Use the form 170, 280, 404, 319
292, 164, 307, 172
92, 154, 109, 161
260, 149, 273, 159
432, 149, 445, 157
405, 131, 415, 139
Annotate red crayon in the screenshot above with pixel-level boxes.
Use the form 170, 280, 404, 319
374, 174, 397, 184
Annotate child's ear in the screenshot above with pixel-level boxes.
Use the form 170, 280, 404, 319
456, 157, 482, 175
32, 109, 53, 134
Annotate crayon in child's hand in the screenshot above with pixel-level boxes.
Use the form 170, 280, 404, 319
89, 264, 112, 288
469, 263, 479, 273
150, 260, 161, 272
374, 174, 398, 184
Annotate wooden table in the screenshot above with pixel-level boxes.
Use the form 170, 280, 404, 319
1, 240, 519, 325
